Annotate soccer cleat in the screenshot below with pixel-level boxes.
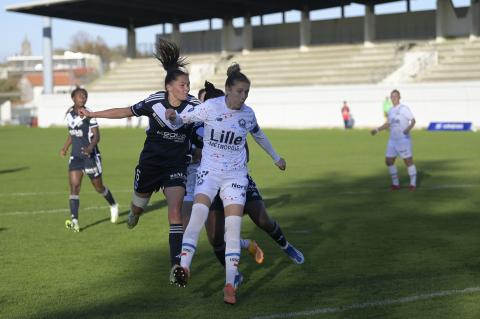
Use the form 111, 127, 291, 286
408, 185, 416, 192
223, 283, 236, 305
283, 243, 305, 264
110, 203, 119, 223
65, 219, 80, 232
170, 264, 189, 287
233, 272, 244, 290
390, 184, 401, 191
247, 240, 264, 264
126, 211, 140, 229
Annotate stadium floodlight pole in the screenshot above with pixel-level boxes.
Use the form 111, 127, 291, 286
471, 0, 480, 40
42, 17, 53, 94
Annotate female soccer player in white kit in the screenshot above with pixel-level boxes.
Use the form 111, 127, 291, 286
371, 89, 417, 191
166, 64, 286, 304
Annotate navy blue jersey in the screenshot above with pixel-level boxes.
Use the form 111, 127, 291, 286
131, 91, 201, 168
66, 107, 100, 157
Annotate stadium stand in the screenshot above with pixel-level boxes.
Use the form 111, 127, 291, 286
88, 53, 222, 92
88, 42, 409, 91
87, 38, 480, 91
412, 38, 480, 82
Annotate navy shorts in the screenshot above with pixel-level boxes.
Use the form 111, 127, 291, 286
210, 174, 262, 211
69, 154, 102, 178
134, 164, 187, 194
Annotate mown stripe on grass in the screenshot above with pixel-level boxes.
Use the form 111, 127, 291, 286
250, 287, 480, 319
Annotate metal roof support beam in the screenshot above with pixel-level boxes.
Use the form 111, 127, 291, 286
436, 0, 449, 42
242, 14, 253, 54
221, 17, 233, 54
127, 23, 136, 58
470, 0, 480, 40
300, 6, 311, 51
171, 22, 181, 45
42, 17, 53, 94
364, 3, 376, 46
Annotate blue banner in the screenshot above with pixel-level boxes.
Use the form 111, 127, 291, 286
428, 122, 473, 131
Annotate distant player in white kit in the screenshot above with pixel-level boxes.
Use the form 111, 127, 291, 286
166, 64, 286, 304
371, 89, 417, 191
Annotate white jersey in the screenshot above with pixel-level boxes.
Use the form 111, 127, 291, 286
387, 104, 414, 141
177, 96, 259, 172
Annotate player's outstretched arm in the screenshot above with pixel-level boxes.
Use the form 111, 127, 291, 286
251, 128, 284, 170
275, 158, 286, 171
60, 135, 72, 157
371, 122, 390, 136
79, 107, 133, 119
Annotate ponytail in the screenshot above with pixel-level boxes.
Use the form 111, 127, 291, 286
154, 39, 189, 87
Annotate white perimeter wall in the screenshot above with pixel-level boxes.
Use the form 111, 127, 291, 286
37, 82, 480, 129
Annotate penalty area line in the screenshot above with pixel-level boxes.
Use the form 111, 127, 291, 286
1, 206, 108, 216
250, 286, 480, 319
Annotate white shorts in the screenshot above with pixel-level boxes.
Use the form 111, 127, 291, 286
194, 168, 248, 207
386, 138, 412, 159
184, 163, 200, 202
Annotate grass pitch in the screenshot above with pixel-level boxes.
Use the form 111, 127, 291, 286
1, 126, 479, 319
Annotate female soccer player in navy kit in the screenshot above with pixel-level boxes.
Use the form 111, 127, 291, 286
167, 64, 286, 304
79, 40, 200, 280
60, 87, 119, 232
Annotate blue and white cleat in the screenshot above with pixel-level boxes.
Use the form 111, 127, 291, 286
234, 271, 244, 290
283, 243, 304, 264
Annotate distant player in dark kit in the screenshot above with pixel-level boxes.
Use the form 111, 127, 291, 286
60, 87, 119, 232
78, 40, 200, 281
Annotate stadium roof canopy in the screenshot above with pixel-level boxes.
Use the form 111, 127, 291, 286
6, 0, 403, 28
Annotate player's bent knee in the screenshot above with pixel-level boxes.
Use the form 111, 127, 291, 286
132, 193, 150, 209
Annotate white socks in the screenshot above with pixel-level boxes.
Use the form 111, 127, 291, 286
180, 203, 210, 269
225, 216, 242, 286
388, 165, 399, 186
408, 164, 417, 186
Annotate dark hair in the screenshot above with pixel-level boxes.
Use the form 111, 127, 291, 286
391, 89, 400, 96
197, 88, 206, 100
71, 86, 88, 99
154, 39, 189, 88
225, 63, 250, 88
204, 81, 224, 101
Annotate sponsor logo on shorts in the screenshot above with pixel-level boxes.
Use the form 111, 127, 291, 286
231, 182, 247, 190
170, 172, 186, 181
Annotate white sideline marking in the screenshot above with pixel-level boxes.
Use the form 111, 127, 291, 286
0, 184, 476, 198
0, 190, 132, 197
1, 206, 107, 216
250, 287, 480, 319
339, 184, 477, 195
